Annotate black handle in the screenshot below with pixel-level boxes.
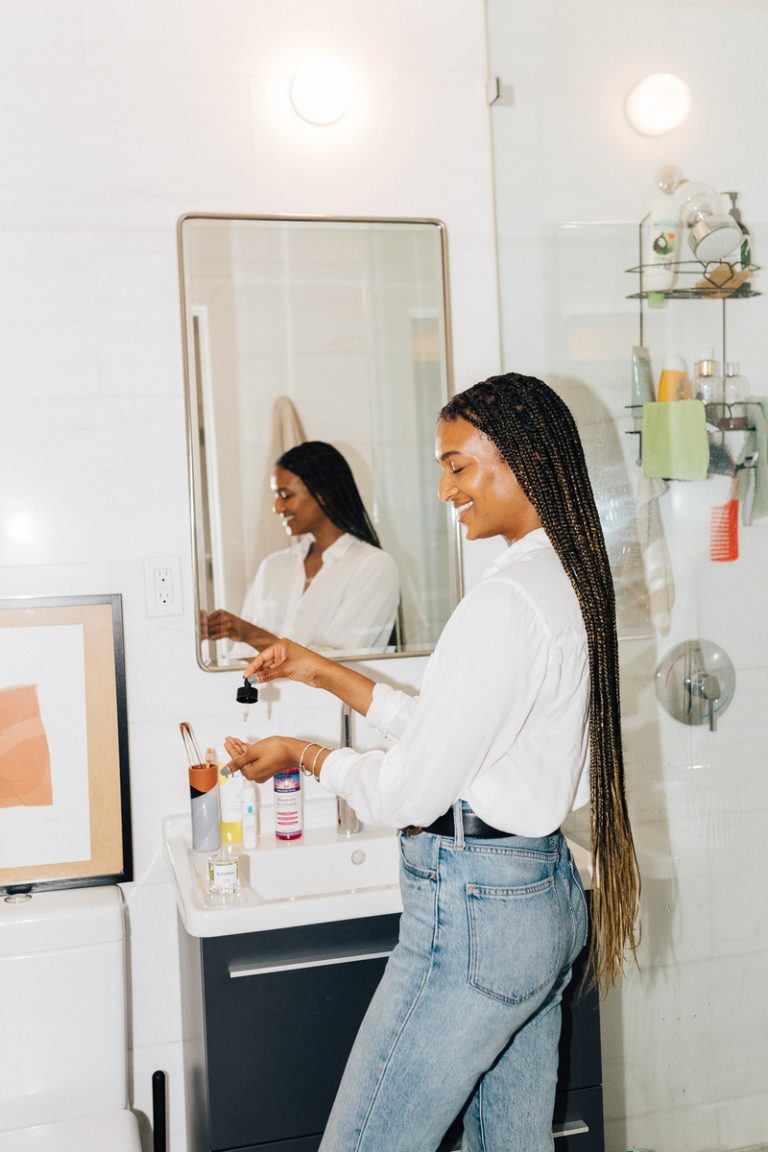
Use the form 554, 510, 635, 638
152, 1070, 167, 1152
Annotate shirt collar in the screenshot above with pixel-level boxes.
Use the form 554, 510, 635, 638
322, 533, 356, 564
292, 534, 314, 559
292, 532, 356, 565
482, 527, 551, 579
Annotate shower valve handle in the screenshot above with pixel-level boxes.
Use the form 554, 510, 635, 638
656, 640, 734, 732
686, 670, 721, 731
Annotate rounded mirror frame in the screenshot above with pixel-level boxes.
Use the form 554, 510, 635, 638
177, 213, 463, 671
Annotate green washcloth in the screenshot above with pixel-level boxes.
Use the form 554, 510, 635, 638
642, 400, 710, 481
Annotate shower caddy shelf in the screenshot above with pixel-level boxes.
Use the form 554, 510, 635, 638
625, 216, 760, 464
625, 259, 760, 301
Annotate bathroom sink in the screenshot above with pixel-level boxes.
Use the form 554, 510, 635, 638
164, 814, 591, 939
239, 827, 399, 901
163, 814, 404, 936
161, 815, 402, 940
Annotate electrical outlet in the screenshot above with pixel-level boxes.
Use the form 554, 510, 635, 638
144, 556, 183, 617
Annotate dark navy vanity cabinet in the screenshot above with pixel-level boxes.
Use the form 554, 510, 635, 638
552, 932, 605, 1152
179, 915, 398, 1151
178, 908, 603, 1152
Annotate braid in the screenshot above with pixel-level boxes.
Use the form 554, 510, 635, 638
441, 373, 640, 989
276, 442, 382, 548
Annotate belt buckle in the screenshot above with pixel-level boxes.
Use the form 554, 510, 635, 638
403, 825, 422, 836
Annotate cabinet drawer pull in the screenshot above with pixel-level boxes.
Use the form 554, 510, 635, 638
229, 948, 393, 978
553, 1119, 590, 1138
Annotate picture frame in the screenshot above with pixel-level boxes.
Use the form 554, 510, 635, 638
0, 594, 132, 893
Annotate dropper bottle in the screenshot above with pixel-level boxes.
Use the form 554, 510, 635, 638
236, 676, 259, 724
218, 677, 260, 777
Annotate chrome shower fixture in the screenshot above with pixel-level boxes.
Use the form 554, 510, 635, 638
655, 165, 743, 263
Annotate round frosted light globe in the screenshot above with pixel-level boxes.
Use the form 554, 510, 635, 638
625, 73, 692, 136
290, 58, 354, 125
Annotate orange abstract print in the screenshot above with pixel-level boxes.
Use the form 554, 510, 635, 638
0, 684, 52, 808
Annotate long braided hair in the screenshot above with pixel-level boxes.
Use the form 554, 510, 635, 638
440, 373, 640, 989
276, 441, 382, 548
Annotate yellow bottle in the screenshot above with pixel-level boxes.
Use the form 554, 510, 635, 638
218, 763, 243, 845
657, 356, 691, 402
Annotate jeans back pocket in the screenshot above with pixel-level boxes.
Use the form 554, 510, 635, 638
466, 875, 561, 1005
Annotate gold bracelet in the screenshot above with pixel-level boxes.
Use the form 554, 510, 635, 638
311, 745, 330, 780
299, 742, 318, 777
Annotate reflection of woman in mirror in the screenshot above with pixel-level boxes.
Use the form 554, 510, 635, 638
224, 375, 640, 1152
206, 441, 399, 655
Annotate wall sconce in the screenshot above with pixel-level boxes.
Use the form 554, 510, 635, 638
290, 57, 354, 125
625, 72, 692, 136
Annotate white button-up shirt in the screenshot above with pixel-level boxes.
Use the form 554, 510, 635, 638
230, 533, 399, 656
322, 528, 590, 836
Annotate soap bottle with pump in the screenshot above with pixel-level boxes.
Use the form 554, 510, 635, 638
722, 192, 752, 271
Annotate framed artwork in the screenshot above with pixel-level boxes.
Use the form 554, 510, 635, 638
0, 594, 132, 893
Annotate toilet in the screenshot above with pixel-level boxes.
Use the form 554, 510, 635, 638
0, 884, 143, 1151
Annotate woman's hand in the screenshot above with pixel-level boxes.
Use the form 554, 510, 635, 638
245, 638, 377, 717
206, 609, 248, 642
244, 638, 332, 689
223, 735, 303, 783
205, 611, 279, 651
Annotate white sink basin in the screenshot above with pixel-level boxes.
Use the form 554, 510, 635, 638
240, 827, 399, 901
163, 815, 404, 937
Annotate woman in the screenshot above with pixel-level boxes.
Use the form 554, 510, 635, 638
224, 375, 640, 1152
206, 441, 400, 655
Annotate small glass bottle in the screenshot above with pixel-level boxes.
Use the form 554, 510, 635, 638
724, 361, 750, 405
273, 769, 303, 840
207, 844, 240, 894
693, 350, 723, 406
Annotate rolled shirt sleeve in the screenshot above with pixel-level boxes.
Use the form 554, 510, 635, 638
364, 681, 420, 741
320, 579, 551, 830
320, 529, 590, 836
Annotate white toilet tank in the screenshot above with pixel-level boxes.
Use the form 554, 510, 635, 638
0, 885, 130, 1133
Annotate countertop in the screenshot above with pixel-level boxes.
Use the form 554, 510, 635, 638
164, 813, 593, 939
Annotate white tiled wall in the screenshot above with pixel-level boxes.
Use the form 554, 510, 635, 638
0, 3, 498, 1149
488, 3, 768, 1149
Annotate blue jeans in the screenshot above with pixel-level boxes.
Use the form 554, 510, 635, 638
320, 805, 588, 1152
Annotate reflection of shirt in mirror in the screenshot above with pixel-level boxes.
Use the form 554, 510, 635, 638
227, 533, 400, 658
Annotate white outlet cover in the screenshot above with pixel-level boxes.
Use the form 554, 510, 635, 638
144, 555, 183, 617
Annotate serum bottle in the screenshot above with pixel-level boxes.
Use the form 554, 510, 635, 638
241, 778, 258, 850
273, 769, 303, 840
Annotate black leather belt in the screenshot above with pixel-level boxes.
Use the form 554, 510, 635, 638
403, 808, 515, 839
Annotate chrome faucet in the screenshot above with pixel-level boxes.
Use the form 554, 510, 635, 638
337, 703, 363, 835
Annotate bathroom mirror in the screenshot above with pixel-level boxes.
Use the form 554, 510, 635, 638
177, 214, 461, 671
